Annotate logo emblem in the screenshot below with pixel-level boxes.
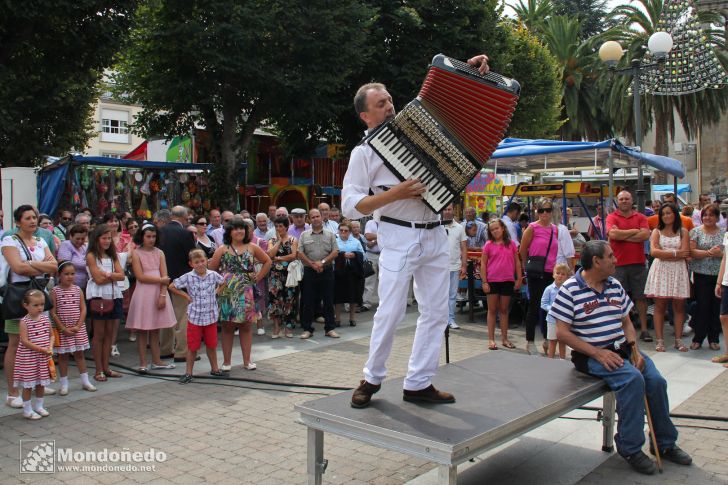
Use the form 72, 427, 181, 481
20, 440, 55, 474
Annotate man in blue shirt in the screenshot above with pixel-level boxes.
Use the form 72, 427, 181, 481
550, 240, 691, 476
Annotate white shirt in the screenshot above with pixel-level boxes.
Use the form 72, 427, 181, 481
501, 215, 519, 246
364, 219, 380, 253
322, 219, 339, 234
211, 226, 225, 246
446, 222, 467, 271
1, 235, 48, 283
555, 224, 575, 265
86, 257, 123, 299
342, 135, 439, 222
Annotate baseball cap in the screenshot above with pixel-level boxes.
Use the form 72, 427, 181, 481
291, 208, 306, 215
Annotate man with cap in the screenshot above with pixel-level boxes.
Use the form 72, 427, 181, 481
288, 208, 310, 239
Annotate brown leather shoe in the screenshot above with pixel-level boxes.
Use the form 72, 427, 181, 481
351, 380, 381, 408
403, 385, 455, 404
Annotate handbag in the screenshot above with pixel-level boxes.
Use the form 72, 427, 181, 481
1, 236, 52, 319
525, 226, 555, 278
90, 298, 115, 315
362, 259, 375, 278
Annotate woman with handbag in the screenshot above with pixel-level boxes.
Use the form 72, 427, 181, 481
334, 221, 365, 327
519, 198, 559, 355
85, 224, 126, 382
2, 205, 57, 408
266, 217, 299, 338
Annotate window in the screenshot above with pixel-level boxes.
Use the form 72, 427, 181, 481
101, 118, 128, 134
101, 153, 124, 159
100, 109, 130, 143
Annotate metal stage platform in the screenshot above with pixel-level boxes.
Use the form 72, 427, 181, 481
296, 351, 615, 484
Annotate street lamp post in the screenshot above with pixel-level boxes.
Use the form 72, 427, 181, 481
599, 32, 674, 213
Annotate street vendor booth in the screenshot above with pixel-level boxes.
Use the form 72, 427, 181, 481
38, 155, 213, 219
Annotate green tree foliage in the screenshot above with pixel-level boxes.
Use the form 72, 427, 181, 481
0, 1, 138, 166
499, 23, 563, 138
512, 0, 553, 34
116, 0, 373, 207
551, 0, 611, 39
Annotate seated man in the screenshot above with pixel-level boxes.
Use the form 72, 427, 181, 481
550, 240, 692, 475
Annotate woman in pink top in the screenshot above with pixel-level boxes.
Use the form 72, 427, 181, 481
519, 198, 559, 355
481, 219, 522, 350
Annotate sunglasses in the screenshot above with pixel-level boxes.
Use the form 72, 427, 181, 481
537, 208, 553, 214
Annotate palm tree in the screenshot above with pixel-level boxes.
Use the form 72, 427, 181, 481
607, 0, 728, 155
512, 0, 553, 34
540, 15, 614, 140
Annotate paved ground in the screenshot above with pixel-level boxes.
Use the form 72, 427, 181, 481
1, 304, 726, 484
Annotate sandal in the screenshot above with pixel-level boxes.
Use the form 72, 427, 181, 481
674, 339, 688, 352
105, 370, 123, 378
709, 342, 721, 351
501, 341, 516, 349
94, 372, 107, 382
488, 341, 498, 351
711, 354, 728, 364
655, 339, 666, 352
137, 367, 148, 374
689, 342, 701, 350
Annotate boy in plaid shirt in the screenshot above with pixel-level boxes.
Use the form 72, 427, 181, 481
169, 249, 225, 383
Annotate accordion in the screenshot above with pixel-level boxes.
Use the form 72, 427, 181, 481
365, 54, 520, 213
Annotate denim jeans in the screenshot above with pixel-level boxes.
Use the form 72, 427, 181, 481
448, 270, 459, 324
587, 351, 678, 457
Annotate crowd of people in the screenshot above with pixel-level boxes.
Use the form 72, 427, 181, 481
0, 202, 369, 419
2, 189, 727, 420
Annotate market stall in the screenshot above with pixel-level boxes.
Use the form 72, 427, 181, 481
38, 155, 214, 218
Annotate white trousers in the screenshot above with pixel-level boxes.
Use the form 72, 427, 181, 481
362, 252, 380, 307
363, 223, 449, 391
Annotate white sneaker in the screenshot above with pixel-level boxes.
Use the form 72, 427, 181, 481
33, 407, 50, 417
6, 395, 23, 408
128, 333, 137, 342
220, 364, 232, 372
111, 345, 120, 357
257, 328, 265, 336
233, 328, 239, 336
448, 322, 460, 329
23, 411, 42, 420
82, 383, 97, 392
59, 387, 69, 396
44, 387, 56, 396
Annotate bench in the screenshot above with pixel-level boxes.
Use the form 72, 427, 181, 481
296, 351, 615, 484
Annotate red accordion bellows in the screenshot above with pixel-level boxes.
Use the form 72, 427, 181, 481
418, 56, 520, 166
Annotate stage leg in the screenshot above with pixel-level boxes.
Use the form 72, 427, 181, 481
438, 464, 457, 484
601, 391, 616, 452
307, 428, 325, 485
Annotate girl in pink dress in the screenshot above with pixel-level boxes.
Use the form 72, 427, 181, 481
125, 225, 176, 372
50, 261, 96, 395
14, 290, 53, 420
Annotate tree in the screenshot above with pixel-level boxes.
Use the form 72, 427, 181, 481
0, 1, 138, 167
116, 0, 373, 207
551, 0, 611, 39
334, 0, 562, 146
539, 16, 613, 140
512, 0, 553, 34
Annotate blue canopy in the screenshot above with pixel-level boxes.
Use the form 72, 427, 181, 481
490, 138, 685, 178
38, 155, 213, 217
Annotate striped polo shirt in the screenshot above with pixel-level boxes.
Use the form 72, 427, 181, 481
548, 269, 633, 348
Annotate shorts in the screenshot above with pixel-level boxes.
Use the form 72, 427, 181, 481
614, 264, 647, 299
4, 319, 20, 335
87, 298, 124, 320
721, 286, 728, 316
187, 322, 218, 352
546, 320, 557, 340
486, 281, 515, 296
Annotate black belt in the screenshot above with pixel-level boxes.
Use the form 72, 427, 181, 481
380, 216, 451, 229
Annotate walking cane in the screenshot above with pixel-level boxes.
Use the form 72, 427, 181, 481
631, 346, 662, 472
